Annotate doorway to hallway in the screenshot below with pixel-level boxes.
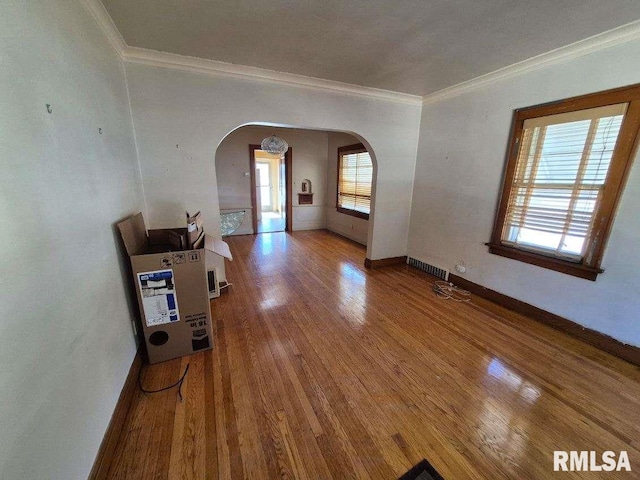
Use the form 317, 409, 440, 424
249, 145, 292, 233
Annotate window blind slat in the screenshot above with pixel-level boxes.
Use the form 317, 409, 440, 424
338, 150, 372, 215
502, 105, 626, 257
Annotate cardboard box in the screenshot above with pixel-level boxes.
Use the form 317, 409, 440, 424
186, 211, 203, 248
148, 228, 187, 251
117, 213, 232, 364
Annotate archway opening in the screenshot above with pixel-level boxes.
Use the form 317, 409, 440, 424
214, 124, 378, 253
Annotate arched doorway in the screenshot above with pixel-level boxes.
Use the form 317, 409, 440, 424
214, 124, 378, 253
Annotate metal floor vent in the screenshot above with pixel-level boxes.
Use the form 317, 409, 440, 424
407, 257, 449, 281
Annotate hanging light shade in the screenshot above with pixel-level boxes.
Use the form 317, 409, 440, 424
260, 134, 288, 156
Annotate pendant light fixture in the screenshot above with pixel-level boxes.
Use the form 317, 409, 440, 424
260, 134, 289, 156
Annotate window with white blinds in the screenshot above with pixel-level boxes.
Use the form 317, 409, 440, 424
502, 104, 626, 259
337, 145, 372, 218
490, 84, 640, 280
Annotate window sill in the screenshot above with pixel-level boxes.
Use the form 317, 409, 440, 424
336, 207, 369, 220
486, 243, 603, 281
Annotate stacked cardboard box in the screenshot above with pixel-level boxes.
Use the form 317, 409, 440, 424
117, 212, 231, 364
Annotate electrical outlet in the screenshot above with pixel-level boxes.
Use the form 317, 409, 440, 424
455, 261, 467, 274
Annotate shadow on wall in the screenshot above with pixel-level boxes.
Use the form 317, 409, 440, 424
112, 216, 144, 347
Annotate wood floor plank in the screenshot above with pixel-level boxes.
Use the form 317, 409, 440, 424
212, 324, 232, 480
276, 410, 311, 480
220, 304, 270, 479
141, 360, 181, 479
230, 298, 286, 480
107, 359, 180, 479
231, 260, 347, 479
204, 345, 217, 479
280, 298, 413, 477
296, 352, 374, 479
214, 314, 244, 480
102, 230, 640, 479
281, 268, 488, 479
250, 308, 334, 478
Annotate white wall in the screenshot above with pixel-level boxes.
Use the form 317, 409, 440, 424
216, 126, 329, 233
287, 129, 329, 231
125, 63, 422, 261
408, 39, 640, 346
326, 132, 370, 245
0, 0, 145, 478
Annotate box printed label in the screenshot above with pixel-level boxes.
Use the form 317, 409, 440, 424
138, 269, 180, 327
161, 256, 173, 268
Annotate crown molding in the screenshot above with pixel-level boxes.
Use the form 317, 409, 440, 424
422, 20, 640, 106
78, 0, 421, 106
120, 46, 423, 106
79, 0, 127, 54
80, 0, 640, 109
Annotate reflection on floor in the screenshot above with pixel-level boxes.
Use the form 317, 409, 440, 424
102, 231, 640, 479
257, 211, 285, 233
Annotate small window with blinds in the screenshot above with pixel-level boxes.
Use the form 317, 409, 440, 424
489, 84, 640, 280
337, 143, 372, 219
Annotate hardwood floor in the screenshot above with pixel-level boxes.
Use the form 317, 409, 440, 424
103, 230, 640, 479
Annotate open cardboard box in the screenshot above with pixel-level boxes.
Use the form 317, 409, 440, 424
117, 213, 232, 364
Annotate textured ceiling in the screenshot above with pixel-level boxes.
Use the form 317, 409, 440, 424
101, 0, 640, 96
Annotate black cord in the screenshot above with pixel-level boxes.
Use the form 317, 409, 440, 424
138, 362, 190, 401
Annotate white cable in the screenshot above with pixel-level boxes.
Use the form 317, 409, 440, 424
432, 281, 471, 302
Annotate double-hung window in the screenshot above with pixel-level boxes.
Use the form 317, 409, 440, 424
337, 143, 372, 219
489, 84, 640, 280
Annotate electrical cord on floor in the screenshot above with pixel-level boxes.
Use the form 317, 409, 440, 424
433, 280, 471, 302
138, 362, 190, 401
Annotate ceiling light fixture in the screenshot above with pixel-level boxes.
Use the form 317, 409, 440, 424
260, 134, 289, 156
